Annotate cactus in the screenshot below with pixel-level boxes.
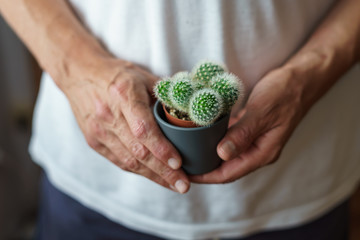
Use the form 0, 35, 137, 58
154, 78, 173, 107
189, 89, 223, 126
169, 78, 194, 112
210, 73, 244, 112
154, 60, 244, 127
172, 71, 191, 80
193, 81, 206, 91
192, 61, 226, 86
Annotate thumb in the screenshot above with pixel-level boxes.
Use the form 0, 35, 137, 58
217, 112, 261, 161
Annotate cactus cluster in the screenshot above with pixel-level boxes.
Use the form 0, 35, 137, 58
154, 60, 244, 126
192, 62, 226, 85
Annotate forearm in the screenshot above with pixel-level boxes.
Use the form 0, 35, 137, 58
280, 0, 360, 113
0, 0, 113, 88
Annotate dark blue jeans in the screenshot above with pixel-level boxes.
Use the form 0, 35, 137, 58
35, 174, 349, 240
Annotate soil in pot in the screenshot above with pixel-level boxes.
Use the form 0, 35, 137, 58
162, 104, 198, 128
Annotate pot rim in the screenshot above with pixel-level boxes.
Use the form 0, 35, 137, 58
162, 104, 199, 128
153, 100, 228, 132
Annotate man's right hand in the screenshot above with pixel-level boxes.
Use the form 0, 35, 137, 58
61, 58, 190, 193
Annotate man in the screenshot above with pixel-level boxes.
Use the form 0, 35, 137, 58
1, 0, 359, 239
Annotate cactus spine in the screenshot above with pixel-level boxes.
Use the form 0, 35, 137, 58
172, 71, 191, 80
192, 61, 226, 86
154, 78, 173, 107
189, 89, 223, 126
210, 73, 244, 112
169, 78, 194, 112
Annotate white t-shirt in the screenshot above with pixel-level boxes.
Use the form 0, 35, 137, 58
29, 0, 360, 239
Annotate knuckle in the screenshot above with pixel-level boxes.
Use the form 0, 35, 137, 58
130, 100, 148, 113
86, 136, 101, 149
132, 120, 148, 139
267, 150, 281, 166
123, 157, 140, 172
109, 79, 131, 100
219, 169, 233, 183
124, 61, 135, 69
153, 143, 170, 159
94, 100, 113, 122
261, 143, 283, 167
131, 142, 150, 160
235, 127, 252, 143
85, 120, 104, 148
90, 121, 106, 139
159, 167, 175, 180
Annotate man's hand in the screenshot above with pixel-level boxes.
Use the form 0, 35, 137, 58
190, 68, 305, 183
63, 59, 190, 193
0, 0, 190, 193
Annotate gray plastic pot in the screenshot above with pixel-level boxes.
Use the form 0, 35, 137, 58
153, 100, 230, 175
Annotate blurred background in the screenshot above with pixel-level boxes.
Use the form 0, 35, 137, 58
0, 14, 359, 240
0, 15, 41, 240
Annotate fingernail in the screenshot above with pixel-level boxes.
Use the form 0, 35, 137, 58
175, 180, 188, 194
220, 141, 236, 157
168, 158, 180, 169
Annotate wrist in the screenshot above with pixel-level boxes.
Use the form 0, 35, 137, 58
281, 47, 344, 112
45, 35, 111, 88
47, 36, 132, 96
246, 49, 339, 121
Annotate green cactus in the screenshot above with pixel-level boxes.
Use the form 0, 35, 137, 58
193, 81, 206, 91
192, 61, 226, 86
154, 78, 173, 107
189, 89, 223, 126
169, 78, 194, 112
154, 60, 244, 127
172, 71, 191, 80
210, 73, 244, 112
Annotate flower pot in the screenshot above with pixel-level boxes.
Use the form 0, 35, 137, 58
153, 100, 230, 175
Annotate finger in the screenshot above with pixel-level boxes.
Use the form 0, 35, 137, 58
217, 111, 263, 161
96, 117, 190, 194
106, 116, 190, 194
108, 79, 183, 170
191, 127, 285, 184
138, 153, 190, 193
99, 146, 178, 192
95, 128, 182, 192
90, 141, 120, 166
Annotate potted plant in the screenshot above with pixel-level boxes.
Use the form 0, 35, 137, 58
153, 61, 244, 174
